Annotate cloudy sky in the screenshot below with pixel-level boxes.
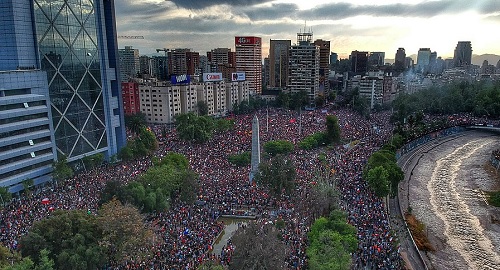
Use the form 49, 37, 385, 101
115, 0, 500, 60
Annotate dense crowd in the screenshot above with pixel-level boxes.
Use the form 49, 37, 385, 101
2, 106, 497, 269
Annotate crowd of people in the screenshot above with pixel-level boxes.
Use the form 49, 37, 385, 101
2, 105, 497, 269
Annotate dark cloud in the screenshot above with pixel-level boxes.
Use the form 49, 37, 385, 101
114, 1, 170, 17
165, 0, 273, 10
239, 3, 299, 20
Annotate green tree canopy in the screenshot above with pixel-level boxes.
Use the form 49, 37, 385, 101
325, 115, 341, 144
366, 166, 390, 197
256, 155, 296, 198
228, 152, 251, 167
175, 113, 215, 143
263, 140, 294, 157
52, 155, 74, 181
124, 112, 147, 135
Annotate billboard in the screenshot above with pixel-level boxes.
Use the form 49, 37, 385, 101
231, 72, 246, 81
203, 73, 223, 82
235, 36, 261, 45
171, 74, 191, 84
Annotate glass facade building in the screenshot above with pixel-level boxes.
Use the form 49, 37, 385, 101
1, 0, 125, 190
33, 0, 125, 161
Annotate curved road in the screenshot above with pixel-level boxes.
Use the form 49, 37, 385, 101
393, 131, 500, 270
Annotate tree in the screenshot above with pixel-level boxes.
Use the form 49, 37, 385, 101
307, 210, 357, 270
20, 210, 106, 270
97, 199, 154, 265
256, 155, 296, 197
0, 186, 12, 206
52, 155, 74, 181
175, 113, 215, 143
34, 249, 54, 270
325, 115, 341, 144
230, 222, 287, 270
82, 153, 104, 170
228, 152, 251, 167
263, 140, 294, 157
124, 112, 147, 135
197, 261, 225, 270
196, 100, 209, 116
366, 166, 390, 197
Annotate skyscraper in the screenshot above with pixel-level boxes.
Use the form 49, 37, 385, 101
350, 51, 369, 74
454, 41, 472, 67
314, 39, 331, 93
368, 52, 385, 68
1, 0, 125, 190
269, 40, 291, 88
118, 46, 140, 82
288, 31, 320, 105
235, 36, 262, 94
416, 48, 432, 73
394, 48, 406, 70
168, 49, 200, 77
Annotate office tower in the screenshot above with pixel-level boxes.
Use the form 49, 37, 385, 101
207, 48, 236, 79
314, 39, 331, 92
139, 55, 151, 77
454, 41, 472, 67
368, 52, 385, 68
151, 56, 168, 81
416, 48, 432, 73
330, 52, 338, 69
350, 51, 369, 74
199, 55, 211, 74
118, 46, 140, 82
288, 31, 320, 104
235, 36, 262, 94
168, 49, 200, 76
0, 1, 57, 191
269, 40, 291, 88
1, 0, 126, 190
395, 48, 406, 70
263, 57, 270, 89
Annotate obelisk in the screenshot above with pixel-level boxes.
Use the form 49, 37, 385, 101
249, 114, 261, 185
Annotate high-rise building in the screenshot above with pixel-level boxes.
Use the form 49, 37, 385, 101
314, 39, 331, 93
394, 48, 406, 70
235, 36, 262, 94
151, 56, 168, 81
350, 51, 369, 74
139, 55, 151, 77
416, 48, 432, 73
1, 0, 126, 190
269, 40, 291, 88
368, 52, 385, 68
118, 46, 140, 82
288, 31, 320, 105
168, 49, 200, 77
454, 41, 472, 67
121, 82, 140, 115
207, 48, 236, 79
330, 52, 339, 69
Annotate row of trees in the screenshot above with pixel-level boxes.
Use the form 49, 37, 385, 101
100, 152, 198, 213
392, 80, 500, 123
14, 199, 152, 270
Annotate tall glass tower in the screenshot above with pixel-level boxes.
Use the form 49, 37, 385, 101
33, 0, 126, 161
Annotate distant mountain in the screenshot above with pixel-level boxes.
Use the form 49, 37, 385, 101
472, 54, 500, 66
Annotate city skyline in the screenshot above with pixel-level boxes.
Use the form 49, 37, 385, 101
115, 0, 500, 59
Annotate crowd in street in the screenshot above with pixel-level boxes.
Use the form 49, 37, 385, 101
2, 105, 496, 269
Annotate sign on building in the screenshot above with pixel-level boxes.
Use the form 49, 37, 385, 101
231, 72, 246, 81
203, 73, 223, 82
171, 74, 191, 84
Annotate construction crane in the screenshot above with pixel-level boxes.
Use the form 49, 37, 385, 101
117, 35, 144, 39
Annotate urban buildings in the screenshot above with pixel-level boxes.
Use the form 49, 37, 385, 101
269, 40, 291, 89
416, 48, 432, 73
454, 41, 473, 67
394, 48, 406, 70
235, 36, 262, 94
1, 0, 126, 191
151, 55, 168, 81
314, 39, 331, 93
350, 51, 369, 74
121, 82, 140, 115
168, 49, 200, 77
118, 46, 140, 82
288, 31, 320, 105
368, 52, 385, 68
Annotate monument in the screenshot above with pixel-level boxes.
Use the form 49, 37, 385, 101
249, 114, 261, 184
